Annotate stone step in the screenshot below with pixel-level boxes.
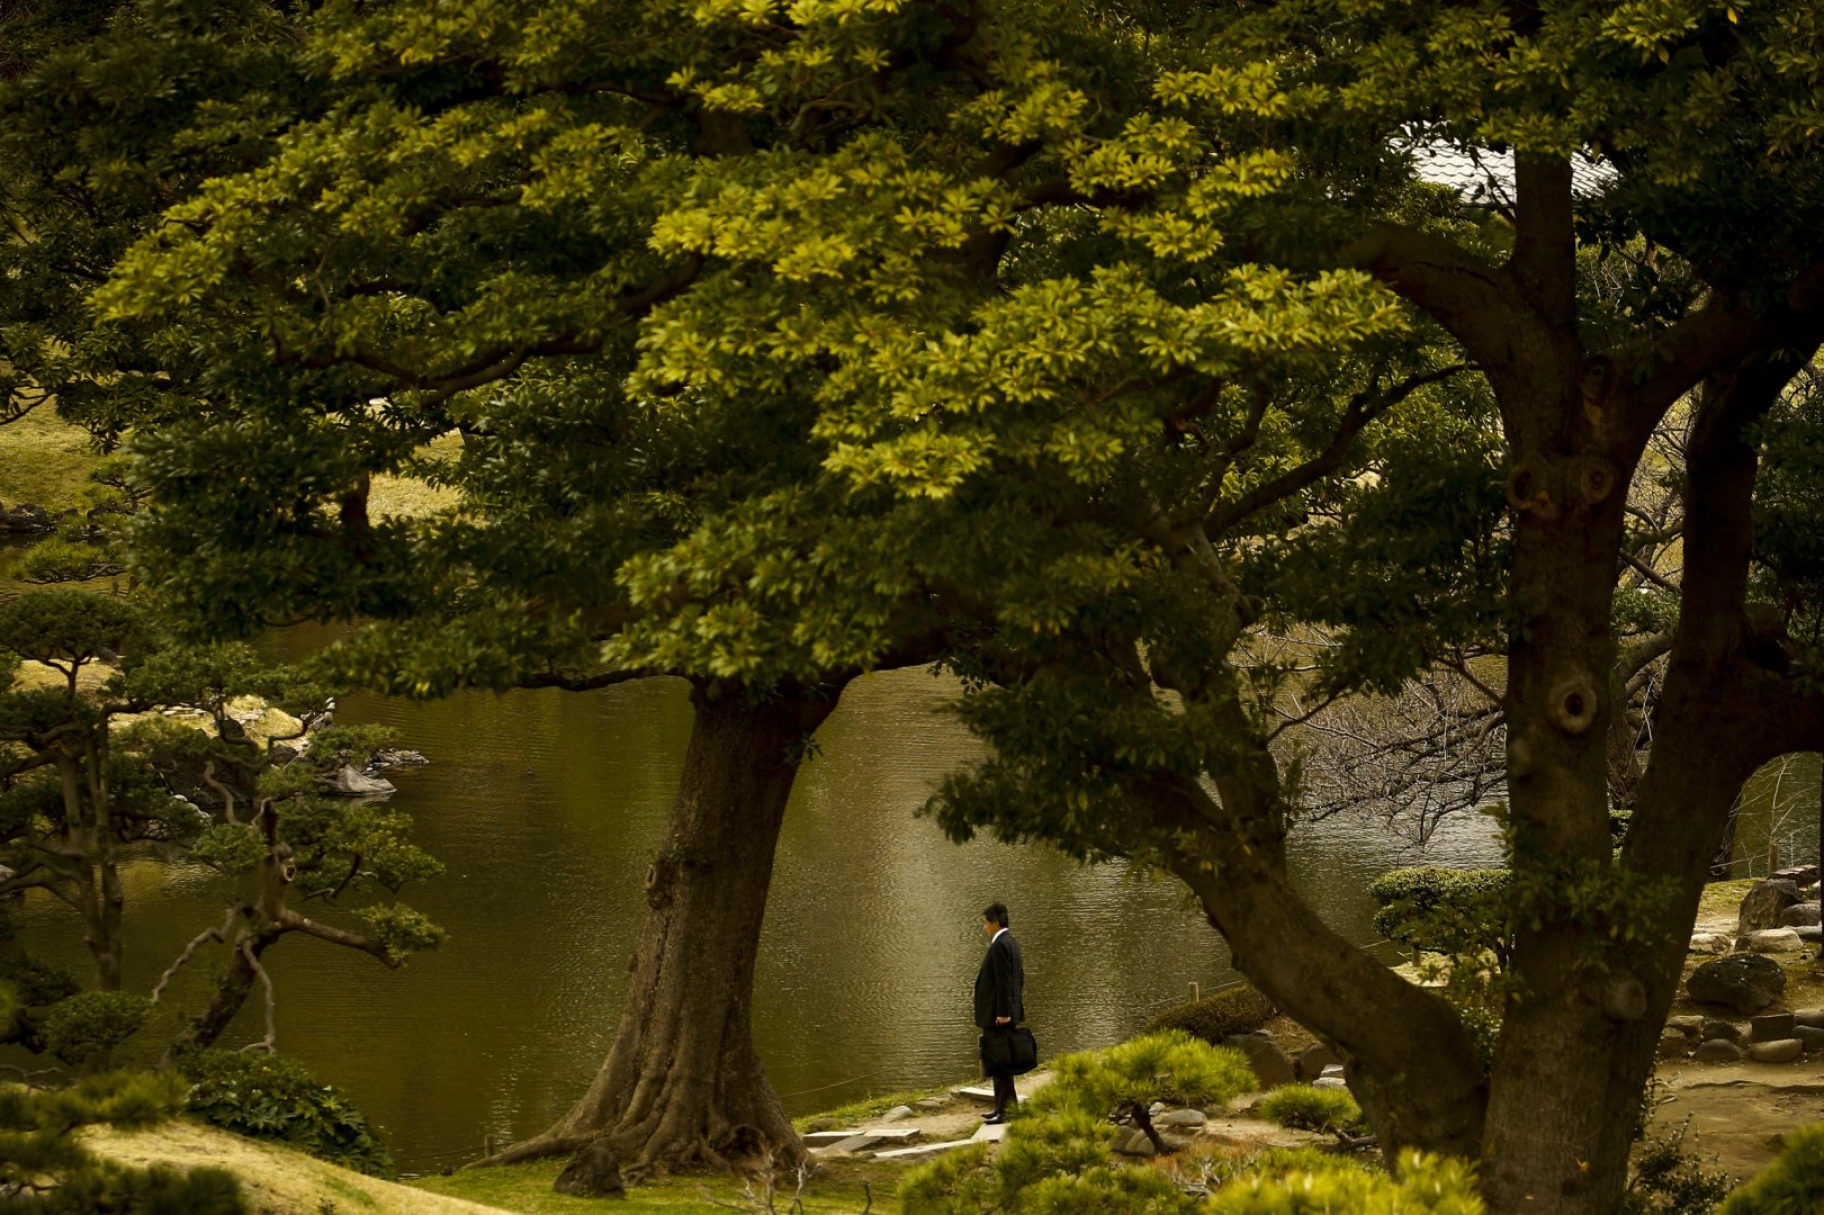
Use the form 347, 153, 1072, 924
803, 1127, 923, 1147
874, 1139, 976, 1160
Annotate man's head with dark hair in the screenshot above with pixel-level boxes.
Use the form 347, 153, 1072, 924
982, 902, 1010, 929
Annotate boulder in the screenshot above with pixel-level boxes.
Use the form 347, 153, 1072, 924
1117, 1130, 1159, 1157
1738, 879, 1804, 935
321, 765, 396, 797
1664, 1015, 1706, 1036
1687, 954, 1786, 1014
1155, 1109, 1207, 1128
553, 1138, 626, 1199
1687, 933, 1730, 955
1747, 1039, 1804, 1064
1692, 1039, 1745, 1063
372, 747, 430, 768
1794, 926, 1822, 945
876, 1105, 915, 1124
1295, 1043, 1340, 1082
1777, 902, 1821, 928
1750, 1013, 1797, 1043
1771, 865, 1820, 887
1794, 1009, 1824, 1029
1701, 1019, 1745, 1043
1222, 1033, 1295, 1089
1657, 1029, 1689, 1060
1750, 928, 1804, 954
1795, 1026, 1824, 1053
913, 1097, 949, 1112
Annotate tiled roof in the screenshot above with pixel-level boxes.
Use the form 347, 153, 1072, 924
1411, 144, 1617, 205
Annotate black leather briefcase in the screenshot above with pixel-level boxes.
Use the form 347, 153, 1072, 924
980, 1027, 1040, 1075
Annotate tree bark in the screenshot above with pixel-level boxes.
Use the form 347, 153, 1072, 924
499, 679, 842, 1174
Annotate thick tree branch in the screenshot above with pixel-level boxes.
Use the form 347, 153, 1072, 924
1202, 364, 1468, 539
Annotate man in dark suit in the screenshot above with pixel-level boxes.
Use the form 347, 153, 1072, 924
973, 900, 1025, 1123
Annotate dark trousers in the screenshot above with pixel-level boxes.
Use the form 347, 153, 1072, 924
981, 1027, 1020, 1115
991, 1068, 1018, 1115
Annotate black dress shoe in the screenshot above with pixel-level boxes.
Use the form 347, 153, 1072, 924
982, 1112, 1007, 1124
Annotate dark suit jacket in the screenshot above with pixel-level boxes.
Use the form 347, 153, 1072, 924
973, 931, 1024, 1030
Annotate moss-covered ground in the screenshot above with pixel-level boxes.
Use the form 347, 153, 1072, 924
0, 405, 103, 512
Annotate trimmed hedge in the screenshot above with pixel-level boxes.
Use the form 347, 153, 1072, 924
1257, 1084, 1367, 1135
1369, 867, 1512, 960
1145, 984, 1276, 1044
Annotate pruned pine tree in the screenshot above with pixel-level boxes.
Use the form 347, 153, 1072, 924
0, 590, 444, 1067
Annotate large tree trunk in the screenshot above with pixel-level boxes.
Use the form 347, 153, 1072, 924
498, 679, 842, 1174
1479, 344, 1823, 1212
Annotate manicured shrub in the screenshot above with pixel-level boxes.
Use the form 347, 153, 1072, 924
1257, 1084, 1366, 1135
41, 992, 151, 1066
1146, 984, 1276, 1044
1720, 1121, 1824, 1214
1029, 1030, 1258, 1155
900, 1033, 1256, 1213
1369, 867, 1512, 962
1205, 1149, 1483, 1213
0, 954, 81, 1008
177, 1049, 392, 1177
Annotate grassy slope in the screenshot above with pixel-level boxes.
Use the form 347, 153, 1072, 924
0, 405, 101, 511
79, 1121, 518, 1215
80, 1109, 913, 1215
414, 1160, 894, 1215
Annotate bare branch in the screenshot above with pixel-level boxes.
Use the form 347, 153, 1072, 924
240, 938, 278, 1052
150, 908, 239, 1005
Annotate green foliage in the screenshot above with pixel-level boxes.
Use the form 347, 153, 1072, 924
0, 591, 145, 676
1146, 985, 1276, 1044
0, 1070, 244, 1215
298, 725, 399, 774
42, 993, 152, 1067
186, 823, 267, 877
177, 1049, 393, 1178
354, 903, 447, 963
0, 956, 77, 1036
1720, 1122, 1824, 1215
902, 1034, 1256, 1213
1623, 1122, 1732, 1215
1256, 1085, 1367, 1136
1026, 1031, 1258, 1123
1203, 1150, 1482, 1214
1369, 868, 1513, 962
1014, 1165, 1200, 1215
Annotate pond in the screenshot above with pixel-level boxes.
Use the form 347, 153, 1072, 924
6, 663, 1816, 1173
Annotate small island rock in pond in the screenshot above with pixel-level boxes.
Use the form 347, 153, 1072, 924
322, 765, 397, 797
1686, 953, 1786, 1014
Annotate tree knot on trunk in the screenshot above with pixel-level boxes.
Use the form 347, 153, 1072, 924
1505, 459, 1559, 519
1507, 733, 1537, 778
1599, 973, 1648, 1022
1574, 456, 1619, 507
1548, 669, 1599, 735
645, 845, 710, 909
